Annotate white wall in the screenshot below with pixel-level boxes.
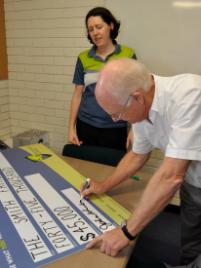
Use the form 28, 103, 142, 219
5, 0, 200, 153
106, 0, 201, 75
0, 80, 10, 139
4, 0, 104, 152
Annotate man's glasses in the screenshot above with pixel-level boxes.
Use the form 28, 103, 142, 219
110, 95, 132, 122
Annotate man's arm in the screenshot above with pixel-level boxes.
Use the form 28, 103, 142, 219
102, 150, 150, 192
82, 150, 150, 196
126, 157, 190, 236
126, 128, 133, 149
86, 157, 190, 256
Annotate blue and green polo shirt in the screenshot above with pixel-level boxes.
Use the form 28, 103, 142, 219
73, 43, 137, 128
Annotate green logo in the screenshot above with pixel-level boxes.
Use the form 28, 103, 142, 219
25, 153, 52, 162
0, 239, 7, 250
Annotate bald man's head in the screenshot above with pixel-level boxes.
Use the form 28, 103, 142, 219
95, 58, 151, 110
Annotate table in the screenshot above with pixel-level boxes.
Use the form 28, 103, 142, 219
43, 156, 180, 268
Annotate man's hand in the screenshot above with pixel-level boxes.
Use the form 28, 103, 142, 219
80, 180, 106, 198
86, 227, 130, 256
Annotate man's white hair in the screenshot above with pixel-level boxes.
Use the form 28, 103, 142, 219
98, 58, 151, 105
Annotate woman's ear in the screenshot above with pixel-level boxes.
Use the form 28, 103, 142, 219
110, 22, 114, 30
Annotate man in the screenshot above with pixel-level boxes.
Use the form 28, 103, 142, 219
81, 58, 201, 267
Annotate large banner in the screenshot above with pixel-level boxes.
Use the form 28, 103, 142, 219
0, 144, 130, 268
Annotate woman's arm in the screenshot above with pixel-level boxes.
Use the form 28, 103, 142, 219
68, 84, 84, 145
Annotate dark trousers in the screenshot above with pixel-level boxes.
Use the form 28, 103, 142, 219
180, 181, 201, 265
76, 118, 127, 151
128, 258, 166, 268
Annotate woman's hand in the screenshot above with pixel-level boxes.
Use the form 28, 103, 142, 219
68, 127, 82, 146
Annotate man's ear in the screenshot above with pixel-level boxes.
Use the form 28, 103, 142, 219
131, 90, 144, 104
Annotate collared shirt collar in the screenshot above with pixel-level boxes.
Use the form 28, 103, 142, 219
88, 41, 121, 59
147, 74, 165, 124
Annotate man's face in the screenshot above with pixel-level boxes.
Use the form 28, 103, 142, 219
117, 94, 147, 124
96, 90, 147, 124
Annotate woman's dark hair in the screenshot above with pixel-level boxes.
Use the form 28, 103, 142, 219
85, 7, 120, 44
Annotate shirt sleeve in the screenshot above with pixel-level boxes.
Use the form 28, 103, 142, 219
72, 57, 84, 85
132, 123, 154, 154
132, 52, 137, 60
166, 86, 201, 161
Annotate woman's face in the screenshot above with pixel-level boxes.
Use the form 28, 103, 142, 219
87, 16, 113, 48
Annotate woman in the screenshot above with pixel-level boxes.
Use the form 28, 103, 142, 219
68, 7, 137, 151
